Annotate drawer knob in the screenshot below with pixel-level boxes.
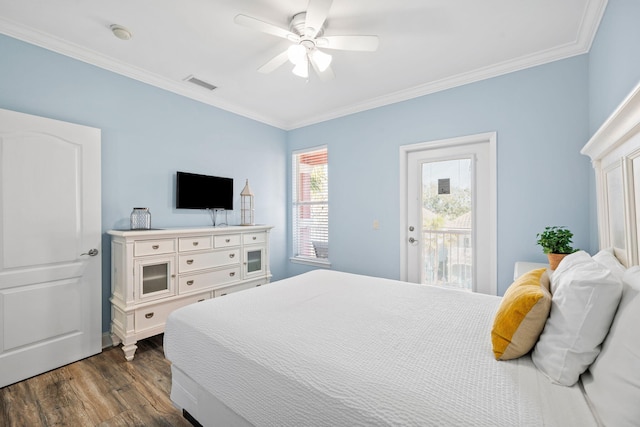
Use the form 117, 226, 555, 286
229, 272, 235, 277
145, 312, 154, 319
229, 253, 235, 258
187, 280, 194, 286
220, 293, 227, 297
252, 236, 257, 240
225, 238, 231, 243
186, 259, 194, 265
152, 245, 159, 250
193, 242, 199, 246
197, 299, 205, 302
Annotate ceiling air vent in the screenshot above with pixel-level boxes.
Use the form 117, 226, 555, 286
184, 75, 217, 91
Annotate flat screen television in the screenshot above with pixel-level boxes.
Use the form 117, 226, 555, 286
176, 171, 233, 210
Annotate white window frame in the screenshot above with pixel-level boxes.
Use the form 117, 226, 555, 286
291, 145, 330, 267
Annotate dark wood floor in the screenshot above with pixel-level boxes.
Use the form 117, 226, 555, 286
0, 335, 192, 427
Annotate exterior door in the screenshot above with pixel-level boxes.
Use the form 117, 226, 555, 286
0, 108, 101, 388
400, 133, 496, 295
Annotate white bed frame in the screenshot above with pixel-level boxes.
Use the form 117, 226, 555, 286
171, 365, 252, 426
582, 81, 640, 266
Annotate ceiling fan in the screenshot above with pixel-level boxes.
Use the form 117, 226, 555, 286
234, 0, 379, 81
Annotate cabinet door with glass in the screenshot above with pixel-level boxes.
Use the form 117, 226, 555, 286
243, 246, 265, 279
134, 255, 176, 302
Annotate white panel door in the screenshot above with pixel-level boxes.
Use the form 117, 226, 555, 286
0, 108, 101, 388
400, 133, 496, 295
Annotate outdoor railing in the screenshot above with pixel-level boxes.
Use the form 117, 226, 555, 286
422, 229, 472, 290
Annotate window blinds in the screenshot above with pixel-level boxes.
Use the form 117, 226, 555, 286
292, 147, 328, 260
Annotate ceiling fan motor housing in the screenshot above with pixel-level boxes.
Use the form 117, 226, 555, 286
290, 12, 325, 39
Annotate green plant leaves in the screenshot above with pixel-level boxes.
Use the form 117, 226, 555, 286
536, 226, 577, 254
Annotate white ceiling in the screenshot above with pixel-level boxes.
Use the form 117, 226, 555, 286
0, 0, 606, 130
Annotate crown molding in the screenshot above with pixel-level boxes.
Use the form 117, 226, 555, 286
1, 0, 607, 131
0, 17, 287, 130
288, 0, 608, 130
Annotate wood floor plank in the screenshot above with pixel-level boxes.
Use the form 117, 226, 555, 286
0, 334, 192, 427
64, 355, 128, 422
26, 367, 94, 426
0, 381, 48, 426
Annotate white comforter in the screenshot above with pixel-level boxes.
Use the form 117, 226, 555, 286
164, 269, 596, 426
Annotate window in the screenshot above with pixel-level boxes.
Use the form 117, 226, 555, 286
292, 146, 328, 263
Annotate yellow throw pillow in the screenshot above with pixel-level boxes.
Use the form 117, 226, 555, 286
491, 268, 551, 360
540, 269, 550, 293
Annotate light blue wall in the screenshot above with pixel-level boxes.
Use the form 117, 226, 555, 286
288, 56, 591, 295
589, 0, 640, 135
586, 0, 640, 250
0, 35, 288, 333
3, 0, 638, 332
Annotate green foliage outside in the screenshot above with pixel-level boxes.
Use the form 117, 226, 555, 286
423, 184, 471, 229
309, 164, 327, 200
309, 165, 327, 199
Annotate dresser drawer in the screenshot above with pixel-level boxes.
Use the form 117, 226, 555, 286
135, 294, 209, 332
179, 236, 213, 252
243, 232, 266, 245
134, 239, 176, 256
214, 234, 241, 248
178, 267, 241, 294
179, 249, 240, 273
214, 280, 266, 297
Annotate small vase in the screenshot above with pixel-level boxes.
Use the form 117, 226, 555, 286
547, 253, 567, 270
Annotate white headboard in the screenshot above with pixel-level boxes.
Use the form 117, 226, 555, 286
582, 82, 640, 268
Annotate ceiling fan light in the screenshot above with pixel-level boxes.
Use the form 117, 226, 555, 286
287, 44, 306, 65
292, 60, 309, 78
310, 49, 332, 72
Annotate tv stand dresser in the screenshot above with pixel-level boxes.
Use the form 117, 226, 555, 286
108, 225, 272, 360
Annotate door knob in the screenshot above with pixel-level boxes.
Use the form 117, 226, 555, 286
81, 248, 99, 257
408, 237, 418, 244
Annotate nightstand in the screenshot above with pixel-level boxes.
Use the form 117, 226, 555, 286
513, 261, 549, 279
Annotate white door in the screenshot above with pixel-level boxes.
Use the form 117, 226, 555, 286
0, 108, 101, 388
400, 133, 496, 295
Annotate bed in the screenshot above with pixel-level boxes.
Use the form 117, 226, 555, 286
164, 82, 640, 427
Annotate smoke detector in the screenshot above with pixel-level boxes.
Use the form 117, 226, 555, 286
110, 24, 132, 40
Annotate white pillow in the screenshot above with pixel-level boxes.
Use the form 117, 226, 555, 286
532, 250, 623, 386
592, 247, 626, 281
582, 266, 640, 427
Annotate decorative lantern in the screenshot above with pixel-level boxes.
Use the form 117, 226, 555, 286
130, 207, 151, 230
240, 179, 254, 226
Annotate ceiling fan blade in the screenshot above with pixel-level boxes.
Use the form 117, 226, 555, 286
258, 50, 290, 73
310, 55, 335, 81
304, 0, 333, 38
234, 14, 300, 42
317, 35, 379, 52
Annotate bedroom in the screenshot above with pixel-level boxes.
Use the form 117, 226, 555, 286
0, 0, 639, 425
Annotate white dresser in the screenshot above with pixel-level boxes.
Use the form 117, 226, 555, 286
108, 225, 272, 360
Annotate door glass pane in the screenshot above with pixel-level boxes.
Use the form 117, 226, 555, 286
421, 158, 472, 290
142, 263, 169, 294
247, 249, 262, 273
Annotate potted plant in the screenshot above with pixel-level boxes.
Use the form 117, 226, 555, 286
536, 226, 578, 270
